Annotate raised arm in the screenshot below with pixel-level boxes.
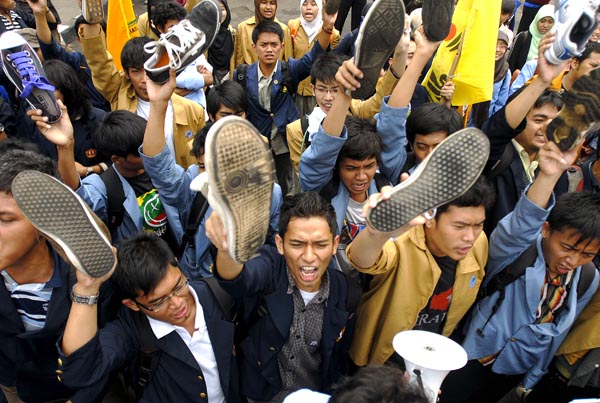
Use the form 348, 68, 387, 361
142, 70, 176, 157
205, 211, 244, 280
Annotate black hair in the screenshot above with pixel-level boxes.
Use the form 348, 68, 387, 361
278, 191, 338, 239
507, 86, 564, 112
547, 192, 600, 246
121, 36, 154, 71
150, 1, 186, 31
94, 111, 146, 157
0, 139, 56, 193
337, 116, 382, 166
311, 53, 343, 86
437, 175, 496, 216
191, 122, 212, 159
113, 232, 178, 299
330, 366, 428, 403
406, 103, 463, 145
43, 59, 92, 119
252, 20, 284, 44
501, 0, 515, 15
575, 41, 600, 63
206, 80, 247, 119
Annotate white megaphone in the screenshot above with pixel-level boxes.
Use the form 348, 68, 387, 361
393, 330, 468, 403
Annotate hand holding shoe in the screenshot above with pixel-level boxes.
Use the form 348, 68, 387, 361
537, 32, 569, 85
26, 100, 74, 148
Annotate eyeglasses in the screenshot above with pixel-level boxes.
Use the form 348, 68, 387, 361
134, 277, 189, 312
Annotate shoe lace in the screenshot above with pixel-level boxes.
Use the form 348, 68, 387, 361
145, 20, 206, 69
6, 51, 55, 98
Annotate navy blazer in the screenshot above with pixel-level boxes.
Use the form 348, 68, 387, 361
58, 280, 240, 403
217, 245, 356, 401
239, 42, 324, 144
0, 249, 117, 403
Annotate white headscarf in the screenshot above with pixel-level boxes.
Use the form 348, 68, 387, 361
300, 0, 323, 44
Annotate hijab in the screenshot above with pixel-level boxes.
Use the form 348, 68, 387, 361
299, 0, 323, 43
208, 0, 234, 71
495, 30, 510, 83
527, 4, 554, 62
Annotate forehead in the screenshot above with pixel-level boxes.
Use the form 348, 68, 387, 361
0, 191, 21, 214
138, 264, 181, 299
339, 156, 377, 167
438, 205, 486, 223
216, 104, 242, 115
414, 130, 448, 144
257, 32, 281, 43
527, 103, 559, 118
550, 228, 600, 249
285, 216, 332, 238
581, 52, 600, 64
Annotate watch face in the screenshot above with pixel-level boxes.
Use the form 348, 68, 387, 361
0, 123, 5, 132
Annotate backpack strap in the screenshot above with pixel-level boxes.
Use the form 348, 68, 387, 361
178, 192, 209, 257
99, 166, 125, 237
234, 63, 249, 90
344, 273, 363, 313
486, 143, 515, 180
577, 262, 597, 297
201, 277, 237, 322
280, 61, 296, 98
300, 115, 310, 153
131, 311, 160, 401
479, 242, 538, 299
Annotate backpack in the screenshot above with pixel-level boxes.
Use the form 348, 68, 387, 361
178, 191, 210, 256
129, 277, 237, 401
299, 114, 310, 153
234, 62, 296, 99
99, 166, 125, 238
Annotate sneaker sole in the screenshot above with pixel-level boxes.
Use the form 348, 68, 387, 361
11, 171, 115, 278
352, 0, 405, 100
422, 0, 454, 42
82, 0, 104, 24
366, 128, 489, 233
205, 117, 276, 264
546, 67, 600, 151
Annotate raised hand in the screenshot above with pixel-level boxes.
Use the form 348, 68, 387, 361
537, 32, 569, 84
27, 100, 74, 148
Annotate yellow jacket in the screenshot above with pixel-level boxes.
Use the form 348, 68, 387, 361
346, 224, 488, 365
79, 30, 205, 169
557, 286, 600, 358
286, 68, 400, 176
287, 17, 340, 96
136, 12, 159, 40
230, 16, 293, 75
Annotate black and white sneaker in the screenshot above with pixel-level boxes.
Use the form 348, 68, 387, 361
144, 0, 221, 83
366, 128, 490, 233
82, 0, 104, 24
422, 0, 454, 42
352, 0, 405, 100
191, 116, 276, 264
547, 66, 600, 151
11, 171, 115, 278
0, 31, 61, 123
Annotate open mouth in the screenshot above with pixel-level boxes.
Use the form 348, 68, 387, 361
300, 266, 318, 282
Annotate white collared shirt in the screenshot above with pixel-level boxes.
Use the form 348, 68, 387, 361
147, 286, 225, 403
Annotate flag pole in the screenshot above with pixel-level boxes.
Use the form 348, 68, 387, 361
440, 29, 467, 105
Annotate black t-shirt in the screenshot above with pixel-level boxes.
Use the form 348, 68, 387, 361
125, 172, 179, 253
413, 255, 457, 334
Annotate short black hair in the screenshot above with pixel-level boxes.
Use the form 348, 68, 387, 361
252, 20, 284, 44
311, 53, 343, 86
437, 175, 496, 217
94, 111, 146, 158
547, 192, 600, 246
501, 0, 515, 15
406, 103, 463, 145
330, 366, 428, 403
575, 41, 600, 63
278, 192, 338, 239
43, 59, 91, 120
206, 80, 247, 119
150, 1, 186, 30
121, 36, 154, 71
0, 139, 56, 194
191, 122, 212, 159
337, 116, 382, 166
507, 87, 564, 112
113, 232, 178, 299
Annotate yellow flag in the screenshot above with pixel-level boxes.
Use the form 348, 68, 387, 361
422, 0, 501, 106
106, 0, 140, 71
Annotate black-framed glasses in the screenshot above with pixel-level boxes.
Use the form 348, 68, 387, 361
134, 277, 189, 312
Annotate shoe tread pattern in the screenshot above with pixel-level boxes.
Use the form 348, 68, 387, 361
352, 0, 405, 100
82, 0, 104, 24
12, 171, 115, 277
422, 0, 454, 42
367, 128, 489, 232
209, 121, 276, 263
547, 67, 600, 151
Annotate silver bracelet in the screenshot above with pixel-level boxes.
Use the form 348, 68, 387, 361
70, 285, 99, 305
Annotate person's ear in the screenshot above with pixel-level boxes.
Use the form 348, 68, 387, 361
122, 299, 140, 311
275, 234, 284, 255
541, 222, 551, 238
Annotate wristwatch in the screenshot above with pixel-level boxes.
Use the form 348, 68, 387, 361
86, 166, 94, 176
70, 285, 99, 305
516, 385, 532, 402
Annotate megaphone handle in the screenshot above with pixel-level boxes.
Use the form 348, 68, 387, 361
413, 369, 425, 394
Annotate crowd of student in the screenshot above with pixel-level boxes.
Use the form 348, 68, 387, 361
2, 0, 600, 402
